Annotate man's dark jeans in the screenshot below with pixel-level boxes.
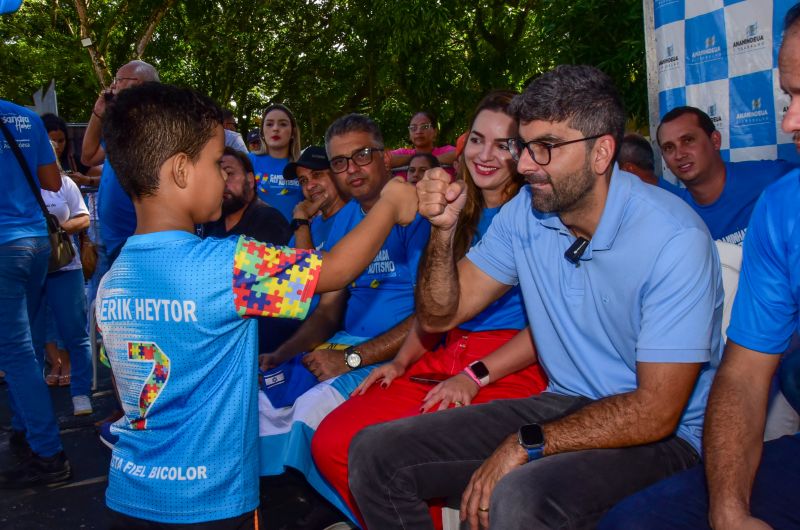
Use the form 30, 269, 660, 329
349, 392, 699, 530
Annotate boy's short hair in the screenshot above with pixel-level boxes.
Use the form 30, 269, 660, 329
103, 82, 223, 199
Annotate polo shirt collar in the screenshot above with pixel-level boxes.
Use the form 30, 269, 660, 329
590, 163, 630, 251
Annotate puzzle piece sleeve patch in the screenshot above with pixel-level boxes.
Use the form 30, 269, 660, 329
232, 236, 322, 319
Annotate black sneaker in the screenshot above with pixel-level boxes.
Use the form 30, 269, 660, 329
0, 450, 72, 488
8, 430, 31, 461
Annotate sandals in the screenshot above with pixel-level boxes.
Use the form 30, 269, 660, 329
58, 374, 71, 386
45, 373, 60, 386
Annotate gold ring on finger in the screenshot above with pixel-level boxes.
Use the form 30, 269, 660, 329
478, 507, 489, 512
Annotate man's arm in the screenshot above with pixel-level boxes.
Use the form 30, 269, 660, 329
259, 290, 347, 369
542, 361, 702, 453
303, 315, 415, 381
460, 360, 704, 530
415, 169, 511, 331
316, 178, 417, 292
81, 93, 108, 166
705, 342, 780, 530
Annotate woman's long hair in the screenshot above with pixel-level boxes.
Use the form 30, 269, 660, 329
259, 103, 301, 161
452, 90, 523, 260
40, 113, 76, 172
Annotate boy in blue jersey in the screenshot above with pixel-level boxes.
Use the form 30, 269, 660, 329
95, 83, 417, 528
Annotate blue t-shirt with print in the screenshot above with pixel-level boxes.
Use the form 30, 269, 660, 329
97, 231, 321, 523
663, 160, 795, 245
325, 200, 430, 339
97, 139, 137, 257
0, 100, 55, 245
467, 168, 724, 453
460, 206, 527, 332
248, 154, 303, 222
728, 170, 800, 355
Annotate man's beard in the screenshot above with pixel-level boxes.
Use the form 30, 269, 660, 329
221, 193, 248, 216
530, 158, 595, 214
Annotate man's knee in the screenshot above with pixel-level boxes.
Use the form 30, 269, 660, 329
348, 422, 403, 494
489, 468, 568, 529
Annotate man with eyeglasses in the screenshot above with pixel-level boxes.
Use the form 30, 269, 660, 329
257, 114, 429, 527
348, 65, 723, 530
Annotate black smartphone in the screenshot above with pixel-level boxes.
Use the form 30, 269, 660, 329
409, 373, 449, 386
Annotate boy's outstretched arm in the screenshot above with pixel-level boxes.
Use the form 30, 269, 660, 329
316, 178, 418, 293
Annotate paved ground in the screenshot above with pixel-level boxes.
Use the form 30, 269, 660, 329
0, 366, 320, 530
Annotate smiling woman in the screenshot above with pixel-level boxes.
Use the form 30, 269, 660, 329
247, 104, 304, 221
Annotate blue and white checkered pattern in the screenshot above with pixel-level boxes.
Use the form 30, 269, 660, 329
652, 0, 800, 176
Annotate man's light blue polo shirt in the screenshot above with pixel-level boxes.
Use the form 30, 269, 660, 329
728, 169, 800, 354
467, 167, 724, 453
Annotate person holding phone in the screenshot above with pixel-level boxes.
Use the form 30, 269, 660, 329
311, 91, 548, 526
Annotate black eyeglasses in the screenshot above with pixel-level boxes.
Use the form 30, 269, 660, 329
507, 134, 606, 166
329, 147, 384, 173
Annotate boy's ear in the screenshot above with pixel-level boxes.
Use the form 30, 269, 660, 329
170, 153, 191, 189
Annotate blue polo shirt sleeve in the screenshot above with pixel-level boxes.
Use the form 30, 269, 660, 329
465, 195, 520, 286
727, 177, 799, 354
636, 227, 718, 363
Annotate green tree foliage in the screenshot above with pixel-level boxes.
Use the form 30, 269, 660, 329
0, 0, 646, 146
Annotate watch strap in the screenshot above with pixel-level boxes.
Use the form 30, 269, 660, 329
462, 366, 483, 388
290, 218, 310, 231
524, 445, 544, 461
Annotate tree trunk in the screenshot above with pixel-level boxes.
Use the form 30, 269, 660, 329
73, 0, 110, 88
135, 0, 177, 59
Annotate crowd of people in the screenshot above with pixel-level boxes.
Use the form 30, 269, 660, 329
2, 3, 800, 530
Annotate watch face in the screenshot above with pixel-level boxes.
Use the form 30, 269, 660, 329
345, 351, 362, 368
519, 423, 545, 447
470, 361, 490, 380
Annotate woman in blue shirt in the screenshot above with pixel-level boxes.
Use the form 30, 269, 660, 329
248, 104, 304, 221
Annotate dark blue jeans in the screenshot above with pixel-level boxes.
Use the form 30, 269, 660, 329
598, 433, 800, 529
0, 236, 63, 457
349, 392, 699, 530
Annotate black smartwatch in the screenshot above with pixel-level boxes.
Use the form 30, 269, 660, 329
290, 218, 310, 231
344, 347, 363, 369
518, 423, 545, 461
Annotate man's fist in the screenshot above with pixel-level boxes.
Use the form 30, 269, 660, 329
417, 168, 467, 231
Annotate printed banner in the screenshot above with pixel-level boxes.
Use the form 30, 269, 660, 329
648, 0, 800, 179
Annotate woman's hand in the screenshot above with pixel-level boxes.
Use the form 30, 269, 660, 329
420, 372, 479, 413
351, 361, 406, 396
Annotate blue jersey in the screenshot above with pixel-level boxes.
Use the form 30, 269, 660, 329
326, 200, 430, 338
97, 231, 321, 523
461, 206, 528, 332
728, 170, 800, 354
248, 154, 303, 222
97, 140, 137, 257
664, 160, 795, 245
0, 100, 55, 245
